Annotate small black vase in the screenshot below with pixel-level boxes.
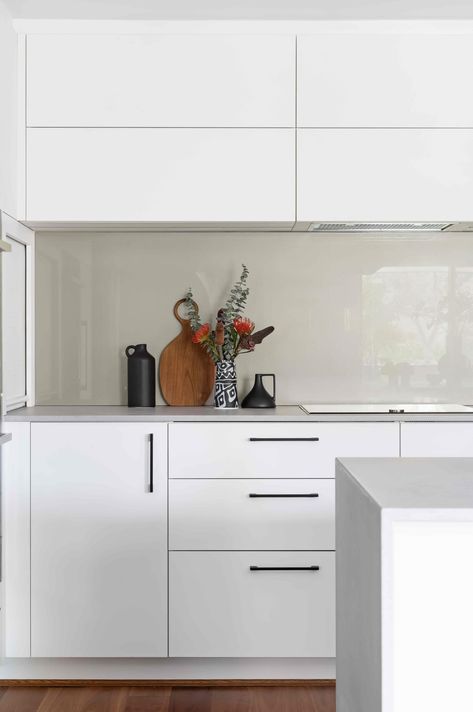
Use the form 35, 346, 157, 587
241, 374, 276, 408
126, 344, 156, 407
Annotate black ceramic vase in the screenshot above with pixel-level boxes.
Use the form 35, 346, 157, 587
241, 373, 276, 408
126, 344, 156, 407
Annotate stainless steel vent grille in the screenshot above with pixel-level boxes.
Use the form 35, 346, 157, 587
308, 222, 453, 233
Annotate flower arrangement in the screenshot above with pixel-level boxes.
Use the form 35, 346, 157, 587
185, 264, 274, 364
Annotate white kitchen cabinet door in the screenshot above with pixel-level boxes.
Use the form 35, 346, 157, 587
298, 129, 473, 222
26, 128, 295, 223
169, 422, 399, 478
2, 237, 26, 409
2, 422, 31, 657
27, 34, 295, 127
30, 423, 167, 657
401, 423, 473, 456
169, 551, 335, 657
298, 33, 473, 127
169, 479, 334, 550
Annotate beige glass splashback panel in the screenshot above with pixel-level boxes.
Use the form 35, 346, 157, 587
35, 232, 473, 405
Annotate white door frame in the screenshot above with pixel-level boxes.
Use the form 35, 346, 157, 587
1, 211, 35, 412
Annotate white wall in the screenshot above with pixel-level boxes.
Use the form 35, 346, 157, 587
0, 0, 17, 218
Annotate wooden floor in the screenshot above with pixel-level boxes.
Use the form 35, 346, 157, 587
0, 686, 335, 711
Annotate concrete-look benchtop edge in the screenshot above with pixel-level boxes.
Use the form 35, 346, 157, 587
337, 457, 473, 509
6, 405, 473, 423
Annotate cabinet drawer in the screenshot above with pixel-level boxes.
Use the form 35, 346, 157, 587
169, 551, 335, 657
169, 479, 334, 550
401, 423, 473, 456
169, 422, 399, 478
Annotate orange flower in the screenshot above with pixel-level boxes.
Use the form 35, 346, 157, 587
233, 317, 255, 336
192, 323, 211, 344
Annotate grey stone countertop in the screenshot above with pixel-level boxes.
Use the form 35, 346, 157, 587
337, 457, 473, 509
5, 405, 473, 422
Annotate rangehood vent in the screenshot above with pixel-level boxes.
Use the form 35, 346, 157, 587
308, 222, 453, 233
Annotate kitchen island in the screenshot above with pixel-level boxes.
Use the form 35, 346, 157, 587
336, 457, 473, 712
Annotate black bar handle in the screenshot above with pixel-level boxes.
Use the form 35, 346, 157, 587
250, 566, 320, 572
249, 437, 319, 442
249, 493, 319, 498
149, 433, 154, 493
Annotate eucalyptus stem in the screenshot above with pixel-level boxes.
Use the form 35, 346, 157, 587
184, 265, 273, 365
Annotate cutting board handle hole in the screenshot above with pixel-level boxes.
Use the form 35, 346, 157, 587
173, 298, 199, 325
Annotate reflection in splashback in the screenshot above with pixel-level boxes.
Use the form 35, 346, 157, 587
362, 266, 473, 401
35, 232, 473, 405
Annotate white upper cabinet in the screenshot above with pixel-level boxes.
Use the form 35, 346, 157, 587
27, 34, 295, 127
26, 128, 295, 222
298, 32, 473, 127
298, 128, 473, 222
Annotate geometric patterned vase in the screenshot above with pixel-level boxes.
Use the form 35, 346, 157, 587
214, 360, 239, 409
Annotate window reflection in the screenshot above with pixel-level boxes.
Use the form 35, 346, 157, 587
363, 266, 473, 397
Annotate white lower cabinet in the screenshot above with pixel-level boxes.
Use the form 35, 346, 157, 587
22, 419, 402, 661
166, 421, 399, 658
169, 478, 335, 550
30, 423, 168, 657
401, 422, 473, 456
169, 551, 335, 657
169, 422, 400, 477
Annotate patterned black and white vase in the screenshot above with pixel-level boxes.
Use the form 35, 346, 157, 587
214, 360, 239, 409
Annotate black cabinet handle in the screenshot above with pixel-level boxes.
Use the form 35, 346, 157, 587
149, 433, 154, 493
249, 493, 319, 498
250, 566, 320, 572
249, 437, 319, 442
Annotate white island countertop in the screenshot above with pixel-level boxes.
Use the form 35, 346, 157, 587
337, 456, 473, 509
336, 457, 473, 712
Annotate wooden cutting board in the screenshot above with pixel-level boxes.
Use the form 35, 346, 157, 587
159, 299, 215, 406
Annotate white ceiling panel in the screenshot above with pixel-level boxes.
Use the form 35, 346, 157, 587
4, 0, 473, 20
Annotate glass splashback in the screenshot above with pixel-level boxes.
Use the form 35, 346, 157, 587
35, 232, 473, 405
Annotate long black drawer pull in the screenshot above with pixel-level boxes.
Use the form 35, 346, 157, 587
249, 437, 319, 442
250, 566, 320, 572
249, 493, 319, 498
149, 433, 154, 493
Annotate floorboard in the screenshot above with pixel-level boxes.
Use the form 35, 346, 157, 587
210, 687, 250, 712
0, 688, 47, 712
169, 687, 213, 712
124, 687, 172, 712
0, 686, 336, 712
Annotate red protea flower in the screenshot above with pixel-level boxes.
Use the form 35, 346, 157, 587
192, 323, 211, 344
233, 317, 255, 336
